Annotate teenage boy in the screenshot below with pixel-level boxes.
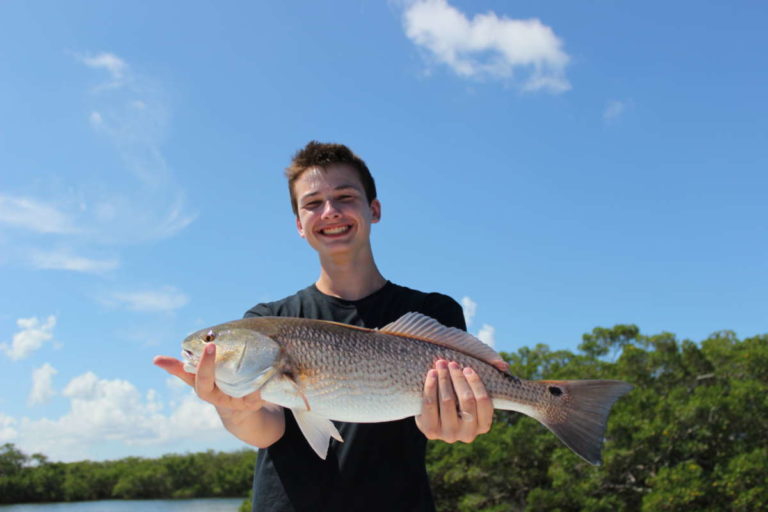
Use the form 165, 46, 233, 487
155, 141, 504, 511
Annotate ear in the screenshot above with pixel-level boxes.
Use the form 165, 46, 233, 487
296, 216, 306, 238
370, 199, 381, 223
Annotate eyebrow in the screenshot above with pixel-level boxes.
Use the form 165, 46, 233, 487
299, 185, 360, 202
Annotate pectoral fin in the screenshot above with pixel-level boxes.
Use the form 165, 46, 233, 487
292, 409, 344, 459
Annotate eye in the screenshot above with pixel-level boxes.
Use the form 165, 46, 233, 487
203, 330, 216, 342
303, 200, 321, 209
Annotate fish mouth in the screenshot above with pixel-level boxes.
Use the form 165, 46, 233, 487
181, 348, 199, 371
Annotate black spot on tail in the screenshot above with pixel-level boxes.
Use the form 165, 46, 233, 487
539, 380, 633, 465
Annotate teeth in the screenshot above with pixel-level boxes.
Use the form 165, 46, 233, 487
322, 226, 349, 235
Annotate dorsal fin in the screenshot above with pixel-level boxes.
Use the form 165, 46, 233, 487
379, 312, 503, 366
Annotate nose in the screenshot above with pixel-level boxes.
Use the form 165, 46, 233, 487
321, 199, 342, 219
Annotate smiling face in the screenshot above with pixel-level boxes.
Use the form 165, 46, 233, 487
293, 164, 381, 259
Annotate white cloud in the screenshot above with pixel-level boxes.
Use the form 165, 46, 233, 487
29, 248, 119, 274
166, 376, 187, 391
0, 195, 78, 234
106, 286, 189, 313
0, 413, 17, 442
477, 323, 495, 347
29, 363, 58, 406
10, 372, 225, 461
461, 296, 477, 327
1, 316, 57, 361
402, 0, 570, 92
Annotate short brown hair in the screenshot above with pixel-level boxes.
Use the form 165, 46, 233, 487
285, 141, 377, 215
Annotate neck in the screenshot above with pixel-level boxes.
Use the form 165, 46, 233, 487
315, 249, 386, 301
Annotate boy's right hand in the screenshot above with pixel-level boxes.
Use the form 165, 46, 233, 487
153, 342, 266, 412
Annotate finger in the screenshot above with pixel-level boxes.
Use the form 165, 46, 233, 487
492, 359, 510, 372
153, 356, 196, 387
464, 367, 493, 434
195, 343, 219, 399
415, 369, 439, 439
436, 360, 458, 441
449, 362, 478, 443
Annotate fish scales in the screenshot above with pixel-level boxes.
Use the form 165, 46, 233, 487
267, 318, 538, 422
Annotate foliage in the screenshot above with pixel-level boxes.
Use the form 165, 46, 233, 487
427, 327, 768, 512
0, 446, 256, 504
239, 488, 254, 512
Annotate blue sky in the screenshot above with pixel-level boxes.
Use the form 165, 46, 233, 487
1, 0, 765, 462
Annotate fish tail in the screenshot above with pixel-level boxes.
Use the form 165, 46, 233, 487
502, 379, 632, 465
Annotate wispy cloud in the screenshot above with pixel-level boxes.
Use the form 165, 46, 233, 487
78, 52, 128, 88
29, 363, 58, 406
82, 52, 170, 186
89, 111, 103, 126
78, 51, 197, 239
402, 0, 570, 92
29, 248, 119, 274
4, 372, 226, 461
0, 52, 196, 275
603, 99, 631, 123
0, 195, 78, 234
1, 316, 57, 361
104, 286, 189, 313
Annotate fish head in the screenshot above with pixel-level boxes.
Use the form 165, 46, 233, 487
181, 323, 281, 397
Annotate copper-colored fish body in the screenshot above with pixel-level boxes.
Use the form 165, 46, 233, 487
181, 313, 632, 464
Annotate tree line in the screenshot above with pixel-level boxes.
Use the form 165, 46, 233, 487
0, 446, 256, 503
3, 325, 766, 510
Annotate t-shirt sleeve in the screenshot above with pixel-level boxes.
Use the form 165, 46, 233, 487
243, 302, 273, 319
420, 292, 467, 332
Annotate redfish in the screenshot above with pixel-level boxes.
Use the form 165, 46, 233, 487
182, 312, 632, 464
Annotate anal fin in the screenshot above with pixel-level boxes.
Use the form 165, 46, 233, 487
292, 409, 344, 460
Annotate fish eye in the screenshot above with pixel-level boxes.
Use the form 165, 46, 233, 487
203, 330, 216, 342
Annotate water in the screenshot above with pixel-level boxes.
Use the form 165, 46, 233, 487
0, 498, 244, 512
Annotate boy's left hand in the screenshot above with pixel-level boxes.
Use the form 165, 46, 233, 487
415, 359, 502, 443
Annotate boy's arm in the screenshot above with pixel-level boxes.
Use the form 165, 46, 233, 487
153, 342, 285, 448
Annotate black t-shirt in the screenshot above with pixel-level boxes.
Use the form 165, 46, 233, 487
243, 281, 466, 512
